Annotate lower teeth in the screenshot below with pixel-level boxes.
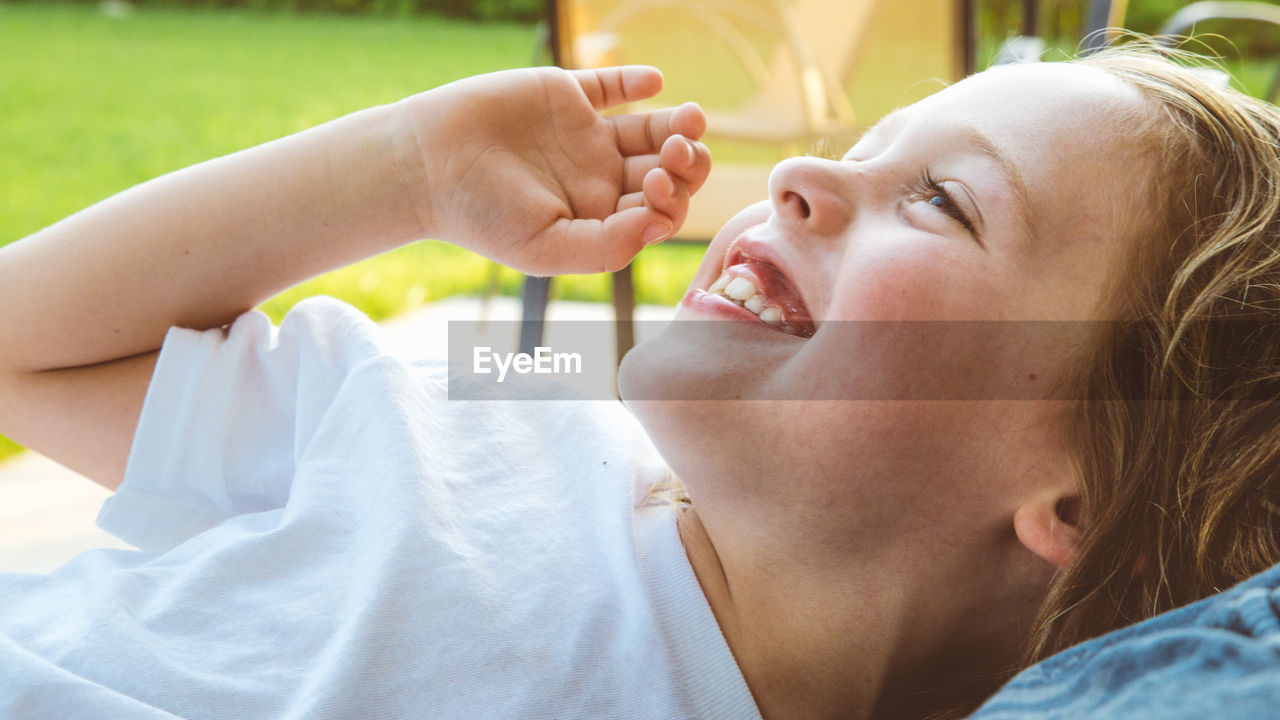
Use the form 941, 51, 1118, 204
717, 292, 793, 332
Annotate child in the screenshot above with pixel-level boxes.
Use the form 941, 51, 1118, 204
1, 47, 1278, 720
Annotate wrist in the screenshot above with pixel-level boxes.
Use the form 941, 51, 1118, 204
301, 101, 435, 250
389, 92, 440, 241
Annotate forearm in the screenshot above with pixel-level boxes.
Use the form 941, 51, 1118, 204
0, 101, 426, 373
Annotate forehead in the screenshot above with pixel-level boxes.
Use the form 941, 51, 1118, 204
855, 63, 1157, 199
865, 62, 1147, 158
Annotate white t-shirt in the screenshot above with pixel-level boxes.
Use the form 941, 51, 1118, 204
0, 297, 762, 720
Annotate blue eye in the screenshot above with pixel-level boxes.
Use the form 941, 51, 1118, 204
917, 171, 976, 235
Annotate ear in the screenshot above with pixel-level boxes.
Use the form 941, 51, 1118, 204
1013, 494, 1084, 570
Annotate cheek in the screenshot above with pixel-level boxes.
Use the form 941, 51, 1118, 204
810, 243, 1071, 400
802, 322, 1074, 401
828, 243, 995, 322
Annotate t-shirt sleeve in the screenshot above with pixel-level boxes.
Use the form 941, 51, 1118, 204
96, 296, 387, 553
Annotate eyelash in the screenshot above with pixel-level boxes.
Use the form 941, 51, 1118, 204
916, 170, 976, 235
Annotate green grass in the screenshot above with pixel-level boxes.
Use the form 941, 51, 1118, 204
0, 2, 709, 463
0, 3, 530, 240
0, 435, 22, 462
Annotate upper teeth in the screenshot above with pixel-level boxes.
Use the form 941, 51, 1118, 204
725, 277, 756, 301
706, 271, 783, 327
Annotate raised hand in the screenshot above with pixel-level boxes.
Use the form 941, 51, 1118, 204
400, 65, 710, 275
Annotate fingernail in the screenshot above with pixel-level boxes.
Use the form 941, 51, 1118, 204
644, 222, 672, 245
684, 139, 696, 165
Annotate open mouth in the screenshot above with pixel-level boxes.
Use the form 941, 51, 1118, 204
703, 253, 816, 338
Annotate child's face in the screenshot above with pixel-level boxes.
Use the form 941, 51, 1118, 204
620, 62, 1150, 543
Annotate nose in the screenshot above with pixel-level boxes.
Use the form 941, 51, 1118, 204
768, 156, 854, 237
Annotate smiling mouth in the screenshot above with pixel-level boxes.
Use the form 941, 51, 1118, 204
704, 259, 816, 338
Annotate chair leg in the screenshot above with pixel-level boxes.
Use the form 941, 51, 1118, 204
519, 275, 552, 355
611, 267, 635, 365
480, 261, 502, 324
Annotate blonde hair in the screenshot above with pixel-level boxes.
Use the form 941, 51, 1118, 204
1025, 40, 1280, 664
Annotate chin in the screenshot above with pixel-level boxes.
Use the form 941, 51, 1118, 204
617, 338, 686, 470
617, 328, 733, 445
616, 330, 684, 404
618, 318, 756, 404
618, 338, 727, 498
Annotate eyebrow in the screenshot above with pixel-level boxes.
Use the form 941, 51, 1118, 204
961, 127, 1036, 244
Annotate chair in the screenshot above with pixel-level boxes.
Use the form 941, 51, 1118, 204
519, 0, 975, 360
1081, 0, 1131, 51
1157, 2, 1280, 104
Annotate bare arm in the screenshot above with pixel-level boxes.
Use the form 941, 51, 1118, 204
0, 104, 421, 374
0, 65, 710, 489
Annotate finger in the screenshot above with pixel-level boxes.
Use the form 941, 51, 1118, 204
540, 206, 672, 274
642, 166, 690, 234
609, 102, 707, 156
620, 134, 709, 196
689, 140, 712, 195
622, 155, 661, 194
659, 134, 712, 196
572, 65, 663, 111
616, 190, 646, 212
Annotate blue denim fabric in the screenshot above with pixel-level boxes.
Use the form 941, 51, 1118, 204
968, 562, 1280, 719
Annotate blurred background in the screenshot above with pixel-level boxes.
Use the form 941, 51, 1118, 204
2, 0, 1280, 469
